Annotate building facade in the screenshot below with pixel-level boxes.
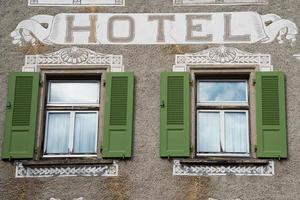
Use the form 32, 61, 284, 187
0, 0, 300, 199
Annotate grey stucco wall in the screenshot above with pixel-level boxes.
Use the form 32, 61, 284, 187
1, 0, 300, 199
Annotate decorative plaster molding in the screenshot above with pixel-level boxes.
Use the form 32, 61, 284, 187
173, 160, 274, 176
28, 0, 124, 6
174, 0, 268, 6
15, 161, 118, 178
174, 46, 273, 72
22, 47, 124, 72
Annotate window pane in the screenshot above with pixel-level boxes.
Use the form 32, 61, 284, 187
45, 113, 70, 154
73, 113, 97, 154
198, 81, 247, 102
48, 81, 99, 104
224, 112, 248, 153
197, 112, 220, 153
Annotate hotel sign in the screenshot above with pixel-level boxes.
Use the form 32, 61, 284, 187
11, 12, 297, 46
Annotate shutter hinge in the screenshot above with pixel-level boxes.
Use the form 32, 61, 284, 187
189, 79, 193, 86
190, 145, 193, 153
39, 80, 43, 86
254, 145, 257, 152
100, 146, 103, 153
252, 78, 256, 86
103, 80, 106, 87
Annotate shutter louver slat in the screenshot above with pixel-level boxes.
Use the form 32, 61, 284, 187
256, 71, 287, 158
167, 76, 184, 125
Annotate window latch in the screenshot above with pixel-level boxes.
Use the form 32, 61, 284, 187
160, 100, 165, 108
6, 102, 12, 110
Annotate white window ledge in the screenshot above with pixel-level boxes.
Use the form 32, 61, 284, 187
173, 160, 274, 176
15, 161, 118, 177
174, 0, 268, 6
28, 0, 125, 6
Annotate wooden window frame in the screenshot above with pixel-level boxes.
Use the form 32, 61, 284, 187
189, 65, 258, 159
34, 66, 107, 160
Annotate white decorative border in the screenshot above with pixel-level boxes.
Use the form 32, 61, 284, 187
23, 47, 124, 72
28, 0, 124, 6
15, 161, 118, 178
173, 160, 274, 176
174, 0, 268, 6
173, 46, 273, 72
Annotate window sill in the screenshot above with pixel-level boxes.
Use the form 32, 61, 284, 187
179, 158, 269, 166
22, 158, 113, 167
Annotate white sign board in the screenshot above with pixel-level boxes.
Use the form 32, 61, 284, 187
11, 12, 297, 46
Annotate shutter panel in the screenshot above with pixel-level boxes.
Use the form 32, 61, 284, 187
102, 72, 134, 158
256, 71, 287, 158
160, 72, 190, 157
2, 72, 39, 159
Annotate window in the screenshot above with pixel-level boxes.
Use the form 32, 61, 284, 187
44, 80, 100, 157
196, 79, 250, 156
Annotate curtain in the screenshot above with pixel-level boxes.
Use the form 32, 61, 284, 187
73, 113, 97, 153
197, 112, 220, 153
224, 112, 248, 153
46, 113, 70, 154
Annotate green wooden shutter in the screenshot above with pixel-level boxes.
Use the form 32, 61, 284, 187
160, 72, 190, 157
2, 72, 40, 159
256, 71, 287, 158
102, 72, 134, 158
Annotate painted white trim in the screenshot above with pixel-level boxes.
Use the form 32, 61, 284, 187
173, 0, 268, 6
15, 161, 118, 177
294, 54, 300, 61
28, 0, 125, 7
173, 160, 275, 176
22, 47, 124, 72
174, 46, 273, 72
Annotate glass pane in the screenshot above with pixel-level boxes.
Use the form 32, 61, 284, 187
197, 112, 220, 153
45, 113, 70, 154
73, 113, 97, 153
198, 81, 247, 103
224, 112, 248, 153
48, 81, 99, 104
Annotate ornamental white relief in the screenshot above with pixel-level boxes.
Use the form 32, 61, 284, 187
173, 160, 274, 176
174, 0, 268, 6
15, 161, 118, 178
28, 0, 124, 6
22, 47, 124, 72
173, 45, 273, 72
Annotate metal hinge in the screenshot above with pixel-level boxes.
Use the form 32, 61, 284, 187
189, 79, 193, 86
254, 145, 257, 152
103, 80, 106, 87
252, 78, 256, 86
39, 80, 43, 86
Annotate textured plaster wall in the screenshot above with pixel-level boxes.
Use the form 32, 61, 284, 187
0, 0, 300, 199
